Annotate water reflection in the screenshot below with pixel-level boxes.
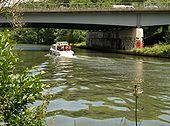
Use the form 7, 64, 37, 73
48, 99, 89, 112
46, 115, 170, 126
134, 60, 143, 83
19, 50, 170, 126
43, 86, 68, 95
46, 115, 125, 126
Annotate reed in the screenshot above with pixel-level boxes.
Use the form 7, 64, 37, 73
133, 81, 144, 126
74, 120, 77, 126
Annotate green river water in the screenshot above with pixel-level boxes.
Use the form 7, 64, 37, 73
19, 48, 170, 126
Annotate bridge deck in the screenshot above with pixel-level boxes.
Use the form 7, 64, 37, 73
21, 8, 170, 13
0, 2, 170, 29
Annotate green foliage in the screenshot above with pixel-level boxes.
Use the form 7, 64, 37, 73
70, 0, 92, 4
165, 34, 170, 44
17, 0, 149, 9
10, 28, 55, 45
133, 43, 170, 57
0, 31, 47, 125
8, 28, 86, 45
73, 41, 86, 48
54, 29, 86, 44
164, 26, 170, 44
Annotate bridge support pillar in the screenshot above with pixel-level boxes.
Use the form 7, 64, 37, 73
135, 28, 144, 48
86, 28, 144, 50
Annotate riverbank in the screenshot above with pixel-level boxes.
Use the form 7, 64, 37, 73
14, 43, 170, 59
132, 43, 170, 58
73, 43, 170, 59
15, 44, 50, 51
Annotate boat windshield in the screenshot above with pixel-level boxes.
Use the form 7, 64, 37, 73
55, 42, 72, 51
51, 44, 57, 49
56, 41, 68, 46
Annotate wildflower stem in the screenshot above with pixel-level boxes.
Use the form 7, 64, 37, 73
74, 120, 77, 126
135, 85, 138, 126
135, 94, 138, 126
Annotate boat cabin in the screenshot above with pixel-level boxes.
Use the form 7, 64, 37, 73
51, 41, 72, 51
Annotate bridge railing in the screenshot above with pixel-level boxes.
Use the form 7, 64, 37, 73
17, 1, 170, 11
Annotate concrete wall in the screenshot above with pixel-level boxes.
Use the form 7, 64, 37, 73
86, 28, 138, 50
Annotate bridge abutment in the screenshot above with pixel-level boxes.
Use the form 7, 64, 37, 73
86, 28, 143, 50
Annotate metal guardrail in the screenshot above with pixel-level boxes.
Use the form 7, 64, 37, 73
17, 2, 170, 11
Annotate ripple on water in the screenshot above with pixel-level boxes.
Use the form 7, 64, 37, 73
54, 72, 66, 76
107, 97, 126, 104
126, 98, 135, 103
95, 85, 101, 88
90, 101, 129, 111
68, 88, 78, 91
43, 86, 68, 95
46, 115, 154, 126
38, 62, 49, 70
162, 110, 170, 114
46, 115, 124, 126
159, 95, 170, 101
159, 114, 170, 123
47, 99, 89, 112
41, 78, 66, 82
46, 97, 130, 113
79, 86, 89, 90
20, 50, 170, 126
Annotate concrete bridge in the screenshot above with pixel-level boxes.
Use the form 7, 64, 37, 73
0, 8, 170, 29
0, 2, 170, 50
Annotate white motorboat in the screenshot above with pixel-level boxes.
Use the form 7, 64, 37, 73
50, 41, 74, 57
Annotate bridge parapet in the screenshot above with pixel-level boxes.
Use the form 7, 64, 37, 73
1, 1, 170, 28
15, 1, 170, 12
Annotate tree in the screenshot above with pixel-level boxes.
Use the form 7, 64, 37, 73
0, 1, 47, 125
0, 30, 47, 126
54, 29, 86, 44
10, 28, 56, 45
164, 26, 170, 44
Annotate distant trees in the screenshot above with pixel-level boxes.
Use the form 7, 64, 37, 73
45, 0, 148, 4
7, 28, 86, 45
54, 29, 86, 44
69, 0, 147, 3
10, 28, 56, 45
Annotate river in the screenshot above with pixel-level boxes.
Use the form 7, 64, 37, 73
18, 48, 170, 126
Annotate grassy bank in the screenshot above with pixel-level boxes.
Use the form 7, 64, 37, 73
73, 41, 86, 48
132, 43, 170, 58
74, 41, 170, 58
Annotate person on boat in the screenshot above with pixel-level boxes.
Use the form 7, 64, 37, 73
60, 45, 64, 51
57, 43, 61, 51
57, 45, 60, 51
68, 43, 72, 51
65, 45, 69, 51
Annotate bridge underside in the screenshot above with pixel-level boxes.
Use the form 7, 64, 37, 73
0, 23, 135, 30
1, 10, 170, 29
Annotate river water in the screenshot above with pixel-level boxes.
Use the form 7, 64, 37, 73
19, 49, 170, 126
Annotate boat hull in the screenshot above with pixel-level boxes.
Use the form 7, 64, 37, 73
50, 50, 74, 57
49, 42, 74, 57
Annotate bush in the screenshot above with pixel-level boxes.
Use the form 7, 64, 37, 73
0, 31, 47, 126
133, 43, 170, 57
73, 41, 86, 47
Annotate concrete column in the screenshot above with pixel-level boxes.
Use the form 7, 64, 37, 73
134, 28, 144, 48
119, 29, 136, 50
86, 28, 144, 50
